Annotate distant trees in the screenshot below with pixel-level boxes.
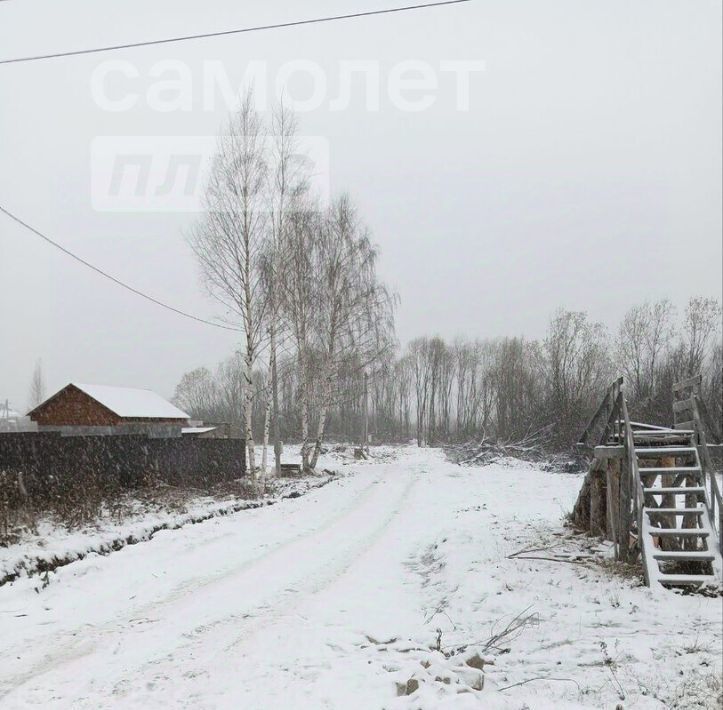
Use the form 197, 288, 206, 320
616, 299, 674, 402
184, 93, 719, 460
172, 355, 244, 425
174, 295, 721, 455
27, 359, 46, 410
545, 310, 611, 446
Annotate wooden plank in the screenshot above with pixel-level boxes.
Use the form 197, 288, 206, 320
594, 445, 624, 459
673, 399, 694, 414
630, 421, 676, 431
618, 396, 634, 564
674, 421, 696, 431
578, 377, 623, 445
578, 388, 611, 444
672, 374, 703, 394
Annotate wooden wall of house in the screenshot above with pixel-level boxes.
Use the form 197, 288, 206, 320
30, 386, 120, 426
29, 385, 187, 427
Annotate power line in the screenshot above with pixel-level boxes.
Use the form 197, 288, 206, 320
0, 0, 471, 65
0, 203, 242, 332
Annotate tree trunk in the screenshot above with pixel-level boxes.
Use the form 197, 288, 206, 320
261, 388, 271, 476
310, 345, 337, 470
244, 349, 256, 478
270, 324, 281, 476
309, 394, 330, 470
298, 348, 311, 472
309, 409, 328, 470
362, 370, 369, 450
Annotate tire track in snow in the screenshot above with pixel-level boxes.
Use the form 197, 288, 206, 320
0, 465, 416, 705
96, 466, 421, 707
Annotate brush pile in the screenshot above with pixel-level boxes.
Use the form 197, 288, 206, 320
448, 429, 586, 472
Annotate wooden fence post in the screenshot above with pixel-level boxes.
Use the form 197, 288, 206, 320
619, 455, 632, 562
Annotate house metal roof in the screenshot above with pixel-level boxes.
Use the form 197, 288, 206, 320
70, 383, 189, 420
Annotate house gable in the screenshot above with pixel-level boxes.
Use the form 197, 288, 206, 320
28, 384, 121, 426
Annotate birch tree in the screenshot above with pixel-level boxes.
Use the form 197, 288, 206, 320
190, 93, 268, 477
277, 200, 319, 471
409, 337, 433, 446
265, 102, 306, 475
308, 195, 395, 469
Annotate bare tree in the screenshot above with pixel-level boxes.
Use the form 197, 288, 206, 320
617, 299, 674, 401
277, 200, 319, 471
215, 353, 245, 424
190, 93, 269, 478
681, 296, 721, 376
265, 102, 306, 476
493, 337, 543, 441
307, 195, 396, 469
172, 367, 217, 420
544, 310, 611, 445
409, 337, 433, 446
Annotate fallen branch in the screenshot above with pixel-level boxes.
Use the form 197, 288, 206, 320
507, 544, 564, 557
498, 676, 581, 692
508, 555, 587, 565
445, 606, 538, 656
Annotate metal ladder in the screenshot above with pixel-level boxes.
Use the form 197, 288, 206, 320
636, 429, 723, 589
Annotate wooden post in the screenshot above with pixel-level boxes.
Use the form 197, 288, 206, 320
619, 447, 632, 563
660, 456, 676, 549
607, 458, 621, 557
590, 468, 606, 537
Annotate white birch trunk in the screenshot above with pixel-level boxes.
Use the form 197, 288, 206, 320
269, 321, 281, 476
298, 349, 311, 472
244, 349, 256, 478
309, 363, 334, 470
261, 382, 271, 476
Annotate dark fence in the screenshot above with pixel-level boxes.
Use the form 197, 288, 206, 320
0, 432, 247, 502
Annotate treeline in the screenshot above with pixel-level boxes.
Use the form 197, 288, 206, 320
175, 297, 721, 455
174, 91, 721, 470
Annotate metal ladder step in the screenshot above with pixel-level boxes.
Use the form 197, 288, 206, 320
638, 466, 701, 474
636, 447, 697, 456
657, 574, 720, 586
649, 528, 709, 537
643, 487, 705, 496
652, 550, 715, 561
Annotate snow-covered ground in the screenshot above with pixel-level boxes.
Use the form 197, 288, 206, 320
0, 446, 720, 709
0, 467, 335, 587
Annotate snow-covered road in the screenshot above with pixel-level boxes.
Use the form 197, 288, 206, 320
1, 447, 721, 709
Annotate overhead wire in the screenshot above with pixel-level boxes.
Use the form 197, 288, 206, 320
0, 203, 241, 332
0, 0, 471, 65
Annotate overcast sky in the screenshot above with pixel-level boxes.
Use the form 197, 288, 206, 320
1, 0, 721, 412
